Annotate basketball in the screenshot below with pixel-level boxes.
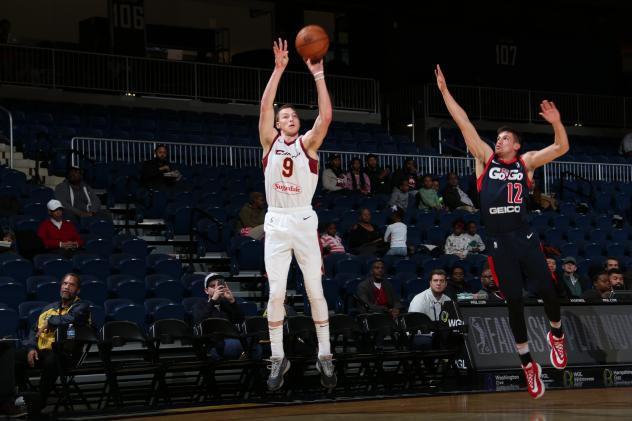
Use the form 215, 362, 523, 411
295, 25, 330, 62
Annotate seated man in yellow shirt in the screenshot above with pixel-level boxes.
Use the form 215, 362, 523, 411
14, 273, 91, 413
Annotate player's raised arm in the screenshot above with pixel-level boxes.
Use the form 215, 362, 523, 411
259, 38, 288, 153
435, 65, 493, 164
302, 57, 333, 155
521, 100, 570, 170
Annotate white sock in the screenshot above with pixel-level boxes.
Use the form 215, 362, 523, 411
316, 321, 331, 358
269, 325, 284, 359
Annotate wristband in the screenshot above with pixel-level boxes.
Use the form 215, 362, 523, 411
314, 75, 325, 81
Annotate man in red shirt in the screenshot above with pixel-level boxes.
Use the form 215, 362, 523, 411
37, 200, 84, 255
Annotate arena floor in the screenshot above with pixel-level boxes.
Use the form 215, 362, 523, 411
118, 388, 632, 421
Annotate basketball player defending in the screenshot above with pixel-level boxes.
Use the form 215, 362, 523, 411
435, 65, 569, 399
259, 38, 336, 391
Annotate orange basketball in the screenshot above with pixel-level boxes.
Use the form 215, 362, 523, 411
295, 25, 330, 62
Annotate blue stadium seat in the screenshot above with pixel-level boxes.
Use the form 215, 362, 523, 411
181, 273, 206, 298
610, 229, 630, 243
107, 301, 146, 327
238, 301, 259, 317
107, 275, 145, 303
144, 298, 171, 319
0, 307, 19, 338
565, 229, 586, 245
405, 278, 425, 302
39, 257, 73, 279
89, 304, 105, 329
587, 228, 607, 243
74, 255, 110, 280
147, 254, 183, 278
394, 259, 417, 275
0, 280, 26, 310
80, 280, 108, 305
425, 226, 447, 246
583, 243, 604, 259
234, 240, 264, 272
13, 217, 41, 233
335, 256, 362, 277
35, 281, 60, 302
407, 227, 422, 246
109, 253, 146, 278
116, 236, 148, 259
145, 274, 183, 301
322, 277, 342, 313
560, 243, 579, 258
181, 296, 206, 320
84, 237, 115, 258
83, 218, 115, 237
606, 243, 625, 258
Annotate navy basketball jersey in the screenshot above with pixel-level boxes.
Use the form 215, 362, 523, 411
477, 155, 532, 235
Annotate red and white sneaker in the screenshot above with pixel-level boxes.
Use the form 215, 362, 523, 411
522, 361, 545, 399
547, 332, 568, 369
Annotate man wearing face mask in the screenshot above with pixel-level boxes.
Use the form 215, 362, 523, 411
355, 260, 402, 319
476, 267, 504, 302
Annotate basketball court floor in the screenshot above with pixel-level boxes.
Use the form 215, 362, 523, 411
117, 388, 632, 421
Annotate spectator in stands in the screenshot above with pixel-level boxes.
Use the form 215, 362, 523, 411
445, 265, 472, 300
408, 269, 451, 349
392, 158, 420, 192
388, 179, 410, 210
37, 200, 84, 256
348, 208, 384, 256
54, 167, 108, 222
320, 222, 345, 256
432, 179, 441, 194
322, 154, 345, 193
444, 219, 469, 259
235, 192, 266, 240
344, 157, 370, 195
604, 257, 620, 271
443, 172, 477, 213
463, 221, 485, 254
418, 175, 443, 211
15, 273, 90, 414
364, 154, 391, 194
0, 228, 15, 254
140, 145, 182, 191
476, 267, 503, 302
384, 209, 407, 256
608, 268, 626, 291
546, 256, 567, 299
561, 256, 587, 297
193, 273, 247, 359
355, 260, 402, 319
619, 132, 632, 157
582, 271, 613, 302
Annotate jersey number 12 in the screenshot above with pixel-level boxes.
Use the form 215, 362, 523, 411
507, 182, 523, 204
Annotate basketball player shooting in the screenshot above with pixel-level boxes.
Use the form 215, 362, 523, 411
259, 38, 336, 391
435, 64, 569, 399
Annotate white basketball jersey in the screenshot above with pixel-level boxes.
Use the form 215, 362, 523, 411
263, 135, 319, 208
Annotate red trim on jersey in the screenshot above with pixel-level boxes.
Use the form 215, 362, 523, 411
283, 135, 298, 145
498, 157, 518, 165
518, 156, 533, 189
262, 133, 280, 171
477, 154, 495, 192
300, 137, 319, 175
487, 255, 501, 288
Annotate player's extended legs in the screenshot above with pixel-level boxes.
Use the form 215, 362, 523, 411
293, 211, 337, 388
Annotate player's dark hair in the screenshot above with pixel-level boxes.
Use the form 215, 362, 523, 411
497, 126, 522, 145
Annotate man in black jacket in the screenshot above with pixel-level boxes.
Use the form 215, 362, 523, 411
140, 145, 182, 191
14, 273, 91, 413
442, 172, 476, 212
193, 273, 246, 359
355, 260, 402, 318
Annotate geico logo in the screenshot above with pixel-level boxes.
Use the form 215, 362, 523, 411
489, 206, 521, 214
489, 167, 524, 181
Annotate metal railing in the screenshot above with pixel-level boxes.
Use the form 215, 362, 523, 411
0, 105, 13, 168
70, 137, 632, 194
0, 43, 379, 113
425, 84, 632, 128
